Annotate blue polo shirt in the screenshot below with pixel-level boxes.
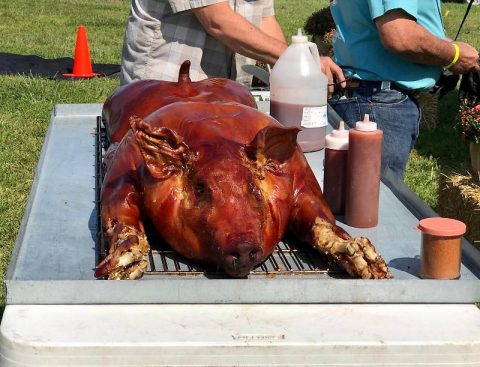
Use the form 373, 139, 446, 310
330, 0, 446, 90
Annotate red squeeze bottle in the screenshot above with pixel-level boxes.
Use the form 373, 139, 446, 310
345, 114, 383, 228
323, 121, 349, 215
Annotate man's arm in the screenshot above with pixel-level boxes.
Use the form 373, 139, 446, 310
260, 15, 287, 44
375, 9, 480, 74
192, 2, 287, 65
193, 2, 345, 93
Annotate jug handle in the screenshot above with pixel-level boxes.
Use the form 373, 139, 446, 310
307, 42, 322, 72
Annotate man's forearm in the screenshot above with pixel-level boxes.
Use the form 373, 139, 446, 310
375, 10, 454, 66
192, 2, 287, 65
375, 9, 480, 74
260, 16, 287, 44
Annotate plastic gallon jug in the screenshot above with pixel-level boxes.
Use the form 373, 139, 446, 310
270, 29, 328, 152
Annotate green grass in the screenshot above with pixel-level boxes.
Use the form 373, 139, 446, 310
405, 3, 480, 208
0, 77, 121, 310
0, 0, 478, 313
0, 0, 129, 60
0, 0, 129, 312
276, 0, 330, 40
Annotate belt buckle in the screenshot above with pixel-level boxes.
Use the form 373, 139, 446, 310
380, 81, 391, 90
346, 80, 360, 88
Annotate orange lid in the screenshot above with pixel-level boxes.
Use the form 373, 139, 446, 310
417, 217, 466, 237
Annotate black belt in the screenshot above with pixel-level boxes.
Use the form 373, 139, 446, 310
345, 79, 414, 94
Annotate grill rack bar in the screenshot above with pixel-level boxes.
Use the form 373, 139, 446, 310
95, 117, 344, 278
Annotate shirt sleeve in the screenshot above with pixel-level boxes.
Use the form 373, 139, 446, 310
168, 0, 227, 13
262, 0, 275, 18
367, 0, 418, 21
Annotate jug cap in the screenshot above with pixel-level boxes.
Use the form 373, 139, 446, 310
326, 121, 349, 150
417, 217, 466, 237
292, 28, 308, 43
355, 114, 377, 131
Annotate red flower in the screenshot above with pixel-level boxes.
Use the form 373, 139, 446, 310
456, 100, 480, 144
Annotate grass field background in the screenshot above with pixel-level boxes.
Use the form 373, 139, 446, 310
0, 0, 478, 309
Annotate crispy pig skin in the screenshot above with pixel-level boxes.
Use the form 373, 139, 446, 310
102, 60, 257, 144
98, 61, 392, 280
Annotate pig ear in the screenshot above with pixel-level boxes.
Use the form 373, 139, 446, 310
130, 116, 190, 179
246, 126, 300, 164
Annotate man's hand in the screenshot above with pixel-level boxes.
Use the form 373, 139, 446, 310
449, 42, 480, 74
320, 56, 346, 96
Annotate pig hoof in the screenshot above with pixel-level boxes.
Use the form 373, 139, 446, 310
312, 217, 392, 279
95, 225, 150, 280
107, 260, 148, 280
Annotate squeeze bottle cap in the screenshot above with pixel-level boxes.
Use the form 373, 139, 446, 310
325, 121, 349, 151
292, 28, 308, 43
355, 114, 377, 132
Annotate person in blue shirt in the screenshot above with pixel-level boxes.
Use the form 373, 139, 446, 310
329, 0, 480, 177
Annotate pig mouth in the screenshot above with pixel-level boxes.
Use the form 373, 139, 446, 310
220, 241, 263, 278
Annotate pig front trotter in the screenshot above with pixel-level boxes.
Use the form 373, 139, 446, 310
312, 217, 392, 279
95, 223, 150, 280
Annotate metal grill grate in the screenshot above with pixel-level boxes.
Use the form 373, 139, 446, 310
95, 117, 344, 278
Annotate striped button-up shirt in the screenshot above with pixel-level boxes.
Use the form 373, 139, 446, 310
120, 0, 275, 86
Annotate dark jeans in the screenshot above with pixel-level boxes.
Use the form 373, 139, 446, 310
329, 84, 421, 178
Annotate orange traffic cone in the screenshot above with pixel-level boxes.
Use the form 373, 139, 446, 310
63, 25, 100, 78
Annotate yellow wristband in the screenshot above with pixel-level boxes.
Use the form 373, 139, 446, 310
445, 42, 460, 69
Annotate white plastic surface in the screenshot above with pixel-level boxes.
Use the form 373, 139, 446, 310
2, 304, 480, 366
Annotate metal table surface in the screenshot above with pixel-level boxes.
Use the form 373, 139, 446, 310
1, 103, 480, 367
4, 103, 480, 304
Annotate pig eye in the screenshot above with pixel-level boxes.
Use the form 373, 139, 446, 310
193, 180, 212, 203
194, 181, 206, 196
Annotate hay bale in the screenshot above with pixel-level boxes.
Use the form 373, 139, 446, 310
416, 91, 439, 130
438, 173, 480, 250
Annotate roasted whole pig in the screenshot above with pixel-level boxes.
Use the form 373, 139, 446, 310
96, 61, 392, 280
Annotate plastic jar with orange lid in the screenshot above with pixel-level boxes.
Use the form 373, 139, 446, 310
417, 217, 466, 279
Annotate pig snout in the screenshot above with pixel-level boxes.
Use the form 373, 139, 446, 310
222, 241, 262, 278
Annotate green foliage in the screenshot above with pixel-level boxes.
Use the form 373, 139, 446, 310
303, 7, 335, 38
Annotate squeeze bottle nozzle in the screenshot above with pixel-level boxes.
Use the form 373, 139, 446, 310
333, 121, 347, 136
326, 120, 349, 151
355, 114, 377, 131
